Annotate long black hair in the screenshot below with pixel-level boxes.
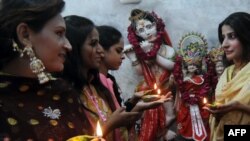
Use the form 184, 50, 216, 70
97, 25, 123, 105
0, 0, 65, 69
218, 12, 250, 67
63, 15, 116, 112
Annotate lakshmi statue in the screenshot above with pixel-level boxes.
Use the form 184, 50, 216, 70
124, 9, 176, 141
173, 33, 215, 141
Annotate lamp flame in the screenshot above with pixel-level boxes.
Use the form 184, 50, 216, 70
157, 89, 161, 95
96, 121, 103, 137
154, 83, 157, 89
203, 98, 207, 104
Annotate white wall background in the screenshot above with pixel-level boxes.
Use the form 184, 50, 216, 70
62, 0, 250, 101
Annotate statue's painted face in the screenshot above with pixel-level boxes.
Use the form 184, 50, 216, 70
135, 19, 157, 40
215, 61, 224, 76
187, 64, 198, 73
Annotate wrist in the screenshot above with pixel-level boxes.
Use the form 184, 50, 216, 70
132, 60, 139, 66
103, 119, 115, 135
125, 99, 136, 112
234, 101, 242, 111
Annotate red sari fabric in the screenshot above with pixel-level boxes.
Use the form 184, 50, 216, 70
176, 77, 210, 141
173, 56, 215, 141
137, 61, 171, 141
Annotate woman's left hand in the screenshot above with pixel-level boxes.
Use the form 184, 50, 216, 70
203, 101, 240, 114
131, 92, 173, 112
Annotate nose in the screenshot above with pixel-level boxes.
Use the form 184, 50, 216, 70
97, 43, 104, 57
121, 53, 125, 60
145, 29, 150, 35
221, 38, 229, 49
64, 38, 72, 51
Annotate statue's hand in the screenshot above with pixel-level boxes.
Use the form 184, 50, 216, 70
140, 40, 153, 52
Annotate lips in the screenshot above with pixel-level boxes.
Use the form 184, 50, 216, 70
95, 57, 101, 62
225, 50, 233, 55
58, 53, 66, 62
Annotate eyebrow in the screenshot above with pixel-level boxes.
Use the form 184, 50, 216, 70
222, 31, 234, 35
55, 26, 66, 31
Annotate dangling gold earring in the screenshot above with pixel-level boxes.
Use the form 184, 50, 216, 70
12, 40, 52, 84
12, 40, 24, 57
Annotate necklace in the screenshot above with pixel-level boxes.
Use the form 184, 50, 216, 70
84, 85, 107, 121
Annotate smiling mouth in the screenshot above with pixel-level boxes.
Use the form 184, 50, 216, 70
59, 54, 66, 62
225, 51, 233, 55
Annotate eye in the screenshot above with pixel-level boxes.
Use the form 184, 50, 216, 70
145, 24, 152, 29
138, 28, 144, 33
90, 39, 99, 47
228, 32, 237, 39
116, 49, 123, 54
56, 31, 64, 37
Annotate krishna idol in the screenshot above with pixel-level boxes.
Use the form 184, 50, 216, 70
173, 33, 216, 141
124, 9, 176, 141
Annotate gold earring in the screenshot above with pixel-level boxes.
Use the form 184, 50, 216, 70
13, 40, 52, 84
12, 40, 24, 57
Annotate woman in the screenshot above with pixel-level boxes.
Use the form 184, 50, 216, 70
97, 25, 157, 112
97, 25, 173, 141
206, 12, 250, 141
63, 16, 171, 141
62, 16, 143, 141
0, 0, 91, 140
124, 9, 176, 141
97, 25, 125, 107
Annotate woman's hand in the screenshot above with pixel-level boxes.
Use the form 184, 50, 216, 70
203, 101, 241, 114
131, 91, 173, 112
103, 107, 142, 134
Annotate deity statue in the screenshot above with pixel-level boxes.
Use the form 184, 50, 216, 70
124, 9, 176, 141
173, 33, 215, 141
209, 45, 225, 77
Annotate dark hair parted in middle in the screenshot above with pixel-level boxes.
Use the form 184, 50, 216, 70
218, 12, 250, 66
97, 25, 122, 50
0, 0, 65, 69
63, 15, 116, 112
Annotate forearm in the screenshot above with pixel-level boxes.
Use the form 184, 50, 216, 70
102, 120, 115, 136
124, 96, 140, 112
238, 102, 250, 115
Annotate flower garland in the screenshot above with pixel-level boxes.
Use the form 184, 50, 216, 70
127, 12, 165, 60
173, 56, 216, 105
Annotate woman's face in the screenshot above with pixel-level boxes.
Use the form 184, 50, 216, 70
81, 28, 104, 69
221, 25, 243, 62
103, 38, 125, 70
135, 19, 157, 41
30, 14, 71, 72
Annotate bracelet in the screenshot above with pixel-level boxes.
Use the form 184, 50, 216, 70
124, 100, 135, 112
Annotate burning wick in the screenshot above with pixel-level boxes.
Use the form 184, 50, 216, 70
154, 83, 157, 90
203, 98, 207, 104
157, 89, 161, 95
96, 121, 102, 137
96, 121, 102, 140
